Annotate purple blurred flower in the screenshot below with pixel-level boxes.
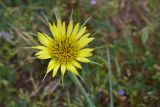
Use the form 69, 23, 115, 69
3, 32, 9, 40
118, 89, 125, 96
90, 0, 97, 5
0, 31, 10, 40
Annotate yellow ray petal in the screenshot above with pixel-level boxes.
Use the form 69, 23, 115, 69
76, 27, 86, 40
61, 64, 66, 75
37, 54, 51, 59
57, 19, 62, 30
32, 46, 47, 50
67, 65, 79, 75
76, 57, 91, 63
52, 64, 60, 77
79, 48, 93, 53
47, 60, 56, 73
81, 33, 90, 38
70, 23, 80, 38
77, 37, 94, 49
35, 50, 50, 56
72, 60, 82, 69
78, 53, 93, 57
56, 20, 63, 40
49, 22, 58, 39
61, 22, 66, 37
78, 48, 93, 57
67, 20, 73, 37
44, 33, 52, 41
37, 32, 52, 47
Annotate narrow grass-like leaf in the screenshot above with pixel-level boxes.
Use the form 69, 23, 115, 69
107, 48, 114, 107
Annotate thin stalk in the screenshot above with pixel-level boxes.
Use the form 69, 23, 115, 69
107, 48, 114, 107
67, 71, 95, 107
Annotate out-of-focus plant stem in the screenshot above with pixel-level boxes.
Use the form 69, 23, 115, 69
67, 71, 95, 107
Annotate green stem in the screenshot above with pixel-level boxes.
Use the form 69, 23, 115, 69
107, 48, 114, 107
67, 71, 95, 107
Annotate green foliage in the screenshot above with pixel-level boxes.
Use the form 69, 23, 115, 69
0, 0, 160, 107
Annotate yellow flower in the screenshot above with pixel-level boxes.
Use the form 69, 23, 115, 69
32, 19, 94, 77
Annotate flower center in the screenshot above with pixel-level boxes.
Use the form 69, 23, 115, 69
51, 39, 78, 64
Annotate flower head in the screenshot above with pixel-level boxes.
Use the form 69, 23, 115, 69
33, 19, 94, 78
90, 0, 97, 5
3, 32, 9, 40
117, 89, 125, 96
0, 31, 9, 40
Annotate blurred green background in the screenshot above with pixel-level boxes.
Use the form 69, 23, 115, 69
0, 0, 160, 107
